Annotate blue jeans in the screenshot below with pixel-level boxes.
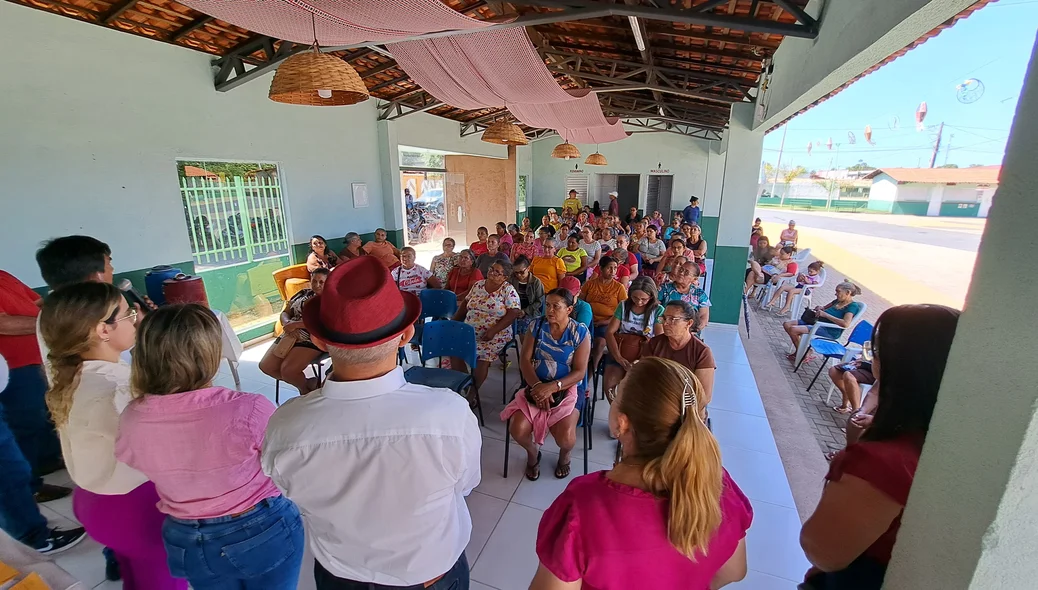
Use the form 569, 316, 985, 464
162, 496, 304, 590
0, 366, 50, 546
0, 365, 61, 486
314, 552, 469, 590
0, 402, 49, 546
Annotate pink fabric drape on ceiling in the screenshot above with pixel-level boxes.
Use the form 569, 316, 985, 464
177, 0, 488, 46
507, 89, 613, 131
389, 28, 576, 109
560, 121, 631, 144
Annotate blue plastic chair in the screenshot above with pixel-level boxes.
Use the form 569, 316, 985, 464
802, 320, 874, 393
420, 289, 458, 321
403, 320, 483, 425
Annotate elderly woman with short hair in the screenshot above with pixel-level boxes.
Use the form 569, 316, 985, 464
501, 288, 591, 480
642, 300, 716, 416
782, 281, 863, 365
453, 261, 521, 393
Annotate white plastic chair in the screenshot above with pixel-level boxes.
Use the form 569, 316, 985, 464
788, 267, 828, 320
759, 275, 795, 307
827, 369, 873, 406
792, 302, 868, 366
793, 247, 811, 264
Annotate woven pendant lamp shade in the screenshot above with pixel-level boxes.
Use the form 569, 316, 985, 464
585, 152, 608, 166
551, 141, 581, 160
269, 48, 370, 106
481, 120, 529, 145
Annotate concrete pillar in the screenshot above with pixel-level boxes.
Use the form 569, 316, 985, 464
709, 102, 764, 324
376, 119, 405, 247
926, 184, 944, 217
884, 34, 1038, 590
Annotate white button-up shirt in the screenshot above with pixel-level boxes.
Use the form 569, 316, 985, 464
261, 367, 482, 586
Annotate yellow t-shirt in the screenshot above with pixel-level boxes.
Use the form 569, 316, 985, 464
557, 248, 588, 273
562, 197, 582, 215
531, 256, 568, 292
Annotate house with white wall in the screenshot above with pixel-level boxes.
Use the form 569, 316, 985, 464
863, 166, 1000, 217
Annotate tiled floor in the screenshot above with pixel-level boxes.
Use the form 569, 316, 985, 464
40, 324, 807, 589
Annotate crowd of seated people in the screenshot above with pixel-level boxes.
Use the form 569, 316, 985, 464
10, 204, 966, 590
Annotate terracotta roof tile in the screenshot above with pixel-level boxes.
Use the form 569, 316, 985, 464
865, 166, 1001, 185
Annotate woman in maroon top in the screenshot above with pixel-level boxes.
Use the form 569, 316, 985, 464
446, 249, 483, 301
800, 304, 961, 589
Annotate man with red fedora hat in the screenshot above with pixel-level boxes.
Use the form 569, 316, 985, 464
261, 256, 482, 590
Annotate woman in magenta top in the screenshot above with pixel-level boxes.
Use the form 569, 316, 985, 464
532, 357, 752, 589
800, 304, 961, 589
116, 304, 304, 590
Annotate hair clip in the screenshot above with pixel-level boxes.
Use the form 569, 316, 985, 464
680, 377, 697, 421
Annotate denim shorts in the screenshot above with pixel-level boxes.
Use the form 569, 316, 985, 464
162, 495, 304, 590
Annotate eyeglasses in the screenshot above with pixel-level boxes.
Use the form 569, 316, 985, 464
487, 269, 505, 276
105, 308, 137, 326
662, 315, 690, 324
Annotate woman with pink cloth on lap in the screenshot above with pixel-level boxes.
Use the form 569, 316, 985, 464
501, 288, 590, 481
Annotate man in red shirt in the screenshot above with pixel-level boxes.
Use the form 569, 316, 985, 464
0, 270, 86, 553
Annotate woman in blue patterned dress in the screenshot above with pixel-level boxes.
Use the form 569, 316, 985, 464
501, 288, 591, 480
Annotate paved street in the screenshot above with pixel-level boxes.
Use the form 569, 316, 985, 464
756, 208, 984, 309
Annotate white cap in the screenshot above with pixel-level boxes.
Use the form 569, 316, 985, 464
608, 191, 618, 197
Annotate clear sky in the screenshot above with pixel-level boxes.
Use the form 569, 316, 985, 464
762, 0, 1038, 172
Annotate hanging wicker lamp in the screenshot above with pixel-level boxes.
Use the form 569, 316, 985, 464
269, 46, 370, 106
585, 151, 608, 166
551, 141, 581, 160
481, 120, 529, 145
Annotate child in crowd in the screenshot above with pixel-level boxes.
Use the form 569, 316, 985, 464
766, 260, 824, 314
392, 247, 441, 294
116, 305, 305, 590
511, 231, 540, 263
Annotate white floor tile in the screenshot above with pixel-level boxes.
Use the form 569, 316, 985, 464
745, 501, 811, 583
709, 382, 768, 417
53, 535, 107, 588
469, 503, 543, 590
473, 437, 525, 501
710, 409, 780, 455
510, 450, 611, 512
709, 345, 751, 366
721, 446, 797, 509
714, 360, 764, 390
730, 569, 800, 589
465, 492, 509, 565
41, 493, 76, 522
92, 581, 122, 590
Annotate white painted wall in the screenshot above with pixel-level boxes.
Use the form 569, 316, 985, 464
0, 2, 385, 287
394, 113, 507, 159
896, 184, 931, 203
759, 0, 978, 130
868, 176, 897, 202
529, 132, 723, 214
942, 185, 980, 202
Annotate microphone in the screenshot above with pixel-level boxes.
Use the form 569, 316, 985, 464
118, 279, 152, 310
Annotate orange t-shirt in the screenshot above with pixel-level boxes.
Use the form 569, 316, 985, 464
363, 241, 399, 267
580, 278, 628, 324
530, 256, 567, 292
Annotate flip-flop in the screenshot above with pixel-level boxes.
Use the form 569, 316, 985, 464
832, 405, 853, 414
554, 460, 571, 479
525, 451, 542, 481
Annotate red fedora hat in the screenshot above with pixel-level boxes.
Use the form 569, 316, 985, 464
302, 256, 421, 349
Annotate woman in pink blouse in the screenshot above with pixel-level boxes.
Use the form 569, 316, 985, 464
116, 305, 304, 590
532, 357, 752, 590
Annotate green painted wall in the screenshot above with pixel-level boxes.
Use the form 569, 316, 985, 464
757, 196, 870, 211
290, 229, 403, 262
698, 215, 719, 259
891, 202, 930, 216
709, 245, 749, 325
867, 199, 894, 212
940, 202, 980, 217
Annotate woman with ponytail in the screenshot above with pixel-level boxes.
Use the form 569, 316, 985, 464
531, 357, 752, 589
40, 282, 185, 589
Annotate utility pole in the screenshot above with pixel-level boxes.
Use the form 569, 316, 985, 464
772, 124, 788, 205
929, 121, 944, 168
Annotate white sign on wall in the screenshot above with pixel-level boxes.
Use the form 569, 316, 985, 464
352, 182, 368, 208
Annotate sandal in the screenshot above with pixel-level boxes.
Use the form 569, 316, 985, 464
825, 450, 839, 462
832, 405, 853, 414
525, 451, 542, 481
554, 459, 571, 479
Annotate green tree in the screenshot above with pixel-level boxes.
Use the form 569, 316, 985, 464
847, 160, 872, 171
782, 166, 807, 185
938, 164, 960, 168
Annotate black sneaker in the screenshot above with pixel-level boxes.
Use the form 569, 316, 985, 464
35, 527, 88, 556
34, 483, 72, 504
104, 547, 121, 581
